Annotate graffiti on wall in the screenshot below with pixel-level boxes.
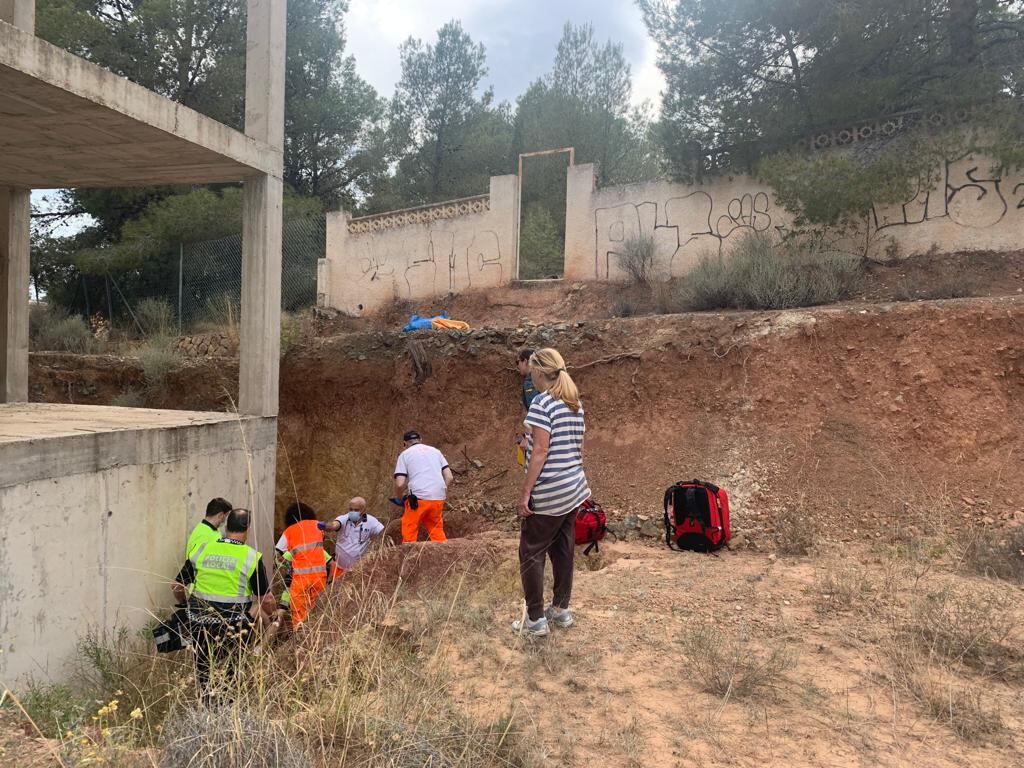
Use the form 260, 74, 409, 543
355, 227, 505, 298
872, 156, 1024, 232
594, 191, 776, 280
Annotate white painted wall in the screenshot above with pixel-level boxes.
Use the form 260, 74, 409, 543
0, 411, 277, 684
317, 154, 1024, 310
319, 174, 519, 315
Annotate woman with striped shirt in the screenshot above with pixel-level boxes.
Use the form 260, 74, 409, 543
513, 348, 591, 637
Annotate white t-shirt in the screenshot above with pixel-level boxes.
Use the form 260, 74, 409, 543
332, 513, 385, 569
394, 443, 450, 500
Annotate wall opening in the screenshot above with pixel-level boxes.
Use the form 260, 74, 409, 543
517, 148, 573, 280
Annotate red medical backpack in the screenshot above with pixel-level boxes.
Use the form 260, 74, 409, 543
663, 480, 731, 552
575, 498, 607, 555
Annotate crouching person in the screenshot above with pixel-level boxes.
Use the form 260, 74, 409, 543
266, 546, 336, 639
319, 497, 384, 577
171, 508, 275, 694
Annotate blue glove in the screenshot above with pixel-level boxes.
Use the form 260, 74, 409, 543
316, 521, 327, 531
388, 496, 404, 507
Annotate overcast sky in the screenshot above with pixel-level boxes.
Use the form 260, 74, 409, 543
345, 0, 665, 109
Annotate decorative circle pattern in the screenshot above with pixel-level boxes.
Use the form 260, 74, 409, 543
347, 195, 490, 234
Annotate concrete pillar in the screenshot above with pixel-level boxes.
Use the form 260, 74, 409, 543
563, 163, 596, 281
239, 0, 285, 419
1, 0, 34, 404
244, 0, 286, 152
240, 0, 285, 560
0, 0, 35, 33
239, 175, 283, 418
0, 189, 30, 403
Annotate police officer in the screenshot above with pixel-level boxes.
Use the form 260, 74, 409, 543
186, 497, 232, 558
172, 508, 275, 689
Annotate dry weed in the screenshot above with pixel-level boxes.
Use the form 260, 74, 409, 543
886, 640, 1004, 743
904, 585, 1016, 674
814, 561, 870, 613
771, 503, 818, 556
962, 526, 1024, 584
679, 623, 795, 699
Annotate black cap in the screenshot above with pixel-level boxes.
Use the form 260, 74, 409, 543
403, 430, 421, 442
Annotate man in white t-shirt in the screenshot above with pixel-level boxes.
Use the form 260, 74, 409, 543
319, 497, 384, 576
394, 430, 452, 542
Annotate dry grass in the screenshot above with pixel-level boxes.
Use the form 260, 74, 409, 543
136, 336, 181, 395
771, 502, 819, 556
814, 561, 870, 613
962, 526, 1024, 584
886, 639, 1005, 743
18, 558, 542, 768
678, 623, 795, 700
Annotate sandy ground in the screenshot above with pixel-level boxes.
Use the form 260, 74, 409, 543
434, 537, 1024, 768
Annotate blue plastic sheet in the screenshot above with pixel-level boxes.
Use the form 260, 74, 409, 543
402, 312, 449, 332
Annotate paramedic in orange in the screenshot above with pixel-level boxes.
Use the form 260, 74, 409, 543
394, 430, 452, 542
275, 501, 329, 625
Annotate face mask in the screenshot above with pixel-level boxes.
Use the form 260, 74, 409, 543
347, 510, 362, 523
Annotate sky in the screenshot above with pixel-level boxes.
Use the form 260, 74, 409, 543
345, 0, 666, 109
33, 1, 665, 224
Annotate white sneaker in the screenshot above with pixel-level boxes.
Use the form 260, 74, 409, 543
544, 606, 575, 628
511, 616, 550, 637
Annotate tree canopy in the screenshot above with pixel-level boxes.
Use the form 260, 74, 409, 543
640, 0, 1024, 177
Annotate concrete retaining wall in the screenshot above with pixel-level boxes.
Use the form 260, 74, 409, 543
0, 406, 277, 684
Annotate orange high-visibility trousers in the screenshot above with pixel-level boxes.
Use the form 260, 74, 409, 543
401, 499, 448, 543
289, 572, 327, 624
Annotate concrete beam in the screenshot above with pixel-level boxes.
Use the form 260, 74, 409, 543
0, 21, 280, 187
244, 0, 286, 155
0, 187, 29, 403
0, 0, 34, 33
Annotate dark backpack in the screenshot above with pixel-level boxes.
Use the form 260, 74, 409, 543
663, 480, 731, 552
575, 498, 607, 555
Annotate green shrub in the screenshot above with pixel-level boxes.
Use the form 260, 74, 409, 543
29, 303, 98, 353
136, 336, 180, 392
679, 232, 863, 311
616, 234, 656, 285
12, 681, 87, 738
135, 298, 177, 338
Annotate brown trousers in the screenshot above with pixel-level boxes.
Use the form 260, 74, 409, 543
519, 510, 575, 621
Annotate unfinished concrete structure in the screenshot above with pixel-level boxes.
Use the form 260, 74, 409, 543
0, 0, 286, 683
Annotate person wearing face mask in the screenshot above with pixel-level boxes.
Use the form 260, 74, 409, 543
318, 497, 385, 577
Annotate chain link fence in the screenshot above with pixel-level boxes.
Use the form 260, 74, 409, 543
172, 215, 324, 331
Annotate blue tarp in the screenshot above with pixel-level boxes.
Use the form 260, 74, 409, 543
402, 312, 449, 332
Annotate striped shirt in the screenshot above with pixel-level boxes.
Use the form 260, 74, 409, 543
524, 392, 591, 516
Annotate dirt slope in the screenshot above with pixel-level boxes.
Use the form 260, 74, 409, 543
273, 296, 1024, 544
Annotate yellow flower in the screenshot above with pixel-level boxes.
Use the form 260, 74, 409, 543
100, 728, 111, 738
129, 708, 143, 720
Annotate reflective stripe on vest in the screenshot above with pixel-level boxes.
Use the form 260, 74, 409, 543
283, 520, 326, 575
190, 539, 260, 604
186, 522, 219, 559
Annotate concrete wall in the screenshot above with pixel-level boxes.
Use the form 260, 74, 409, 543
319, 174, 519, 315
317, 153, 1024, 310
0, 407, 277, 684
567, 155, 1024, 282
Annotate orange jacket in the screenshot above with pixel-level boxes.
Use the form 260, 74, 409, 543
282, 520, 327, 578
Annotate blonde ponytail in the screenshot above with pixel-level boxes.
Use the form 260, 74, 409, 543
529, 348, 581, 411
